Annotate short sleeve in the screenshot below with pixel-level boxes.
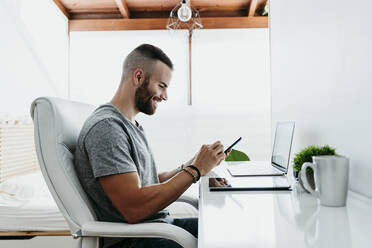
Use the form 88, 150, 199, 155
84, 119, 137, 178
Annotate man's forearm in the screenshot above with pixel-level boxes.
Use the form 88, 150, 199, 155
158, 168, 179, 182
158, 158, 195, 182
127, 171, 195, 223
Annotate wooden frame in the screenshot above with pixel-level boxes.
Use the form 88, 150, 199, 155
0, 231, 70, 238
69, 16, 267, 31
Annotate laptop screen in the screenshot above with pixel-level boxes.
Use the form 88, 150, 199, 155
271, 122, 295, 170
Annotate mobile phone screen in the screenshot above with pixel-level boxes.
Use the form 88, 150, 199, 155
224, 137, 242, 154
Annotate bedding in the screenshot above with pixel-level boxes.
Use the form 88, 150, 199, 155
0, 171, 197, 232
0, 171, 68, 231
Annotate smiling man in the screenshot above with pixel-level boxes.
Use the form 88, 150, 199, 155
74, 44, 226, 248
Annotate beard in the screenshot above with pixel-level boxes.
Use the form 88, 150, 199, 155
135, 76, 157, 115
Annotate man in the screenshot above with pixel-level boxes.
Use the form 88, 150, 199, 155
74, 44, 227, 248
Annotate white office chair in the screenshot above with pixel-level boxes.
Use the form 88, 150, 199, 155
31, 97, 198, 248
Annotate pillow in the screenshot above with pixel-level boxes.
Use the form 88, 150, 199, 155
0, 171, 50, 201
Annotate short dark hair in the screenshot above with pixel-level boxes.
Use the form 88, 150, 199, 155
134, 44, 173, 70
121, 44, 173, 83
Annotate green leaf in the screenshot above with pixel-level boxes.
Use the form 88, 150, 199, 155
225, 149, 250, 162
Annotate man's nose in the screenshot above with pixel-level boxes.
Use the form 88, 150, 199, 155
161, 90, 168, 101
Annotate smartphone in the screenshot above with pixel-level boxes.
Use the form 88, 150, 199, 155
224, 137, 242, 154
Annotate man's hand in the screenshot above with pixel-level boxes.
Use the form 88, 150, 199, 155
192, 141, 226, 176
222, 149, 232, 164
209, 178, 231, 187
185, 144, 231, 168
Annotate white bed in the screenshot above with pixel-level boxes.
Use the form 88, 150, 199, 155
0, 171, 69, 234
0, 171, 198, 236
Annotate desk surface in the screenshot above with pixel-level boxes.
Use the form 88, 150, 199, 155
198, 163, 372, 248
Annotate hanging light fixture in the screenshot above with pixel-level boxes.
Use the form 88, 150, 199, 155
167, 0, 202, 106
177, 0, 192, 22
167, 0, 202, 33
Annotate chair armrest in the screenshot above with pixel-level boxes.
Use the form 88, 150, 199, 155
177, 193, 199, 209
81, 221, 197, 248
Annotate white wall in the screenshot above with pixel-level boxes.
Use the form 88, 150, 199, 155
69, 28, 271, 172
192, 29, 271, 160
270, 0, 372, 198
0, 0, 69, 118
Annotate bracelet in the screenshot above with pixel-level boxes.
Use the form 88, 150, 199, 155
182, 167, 197, 183
177, 164, 185, 173
187, 165, 201, 181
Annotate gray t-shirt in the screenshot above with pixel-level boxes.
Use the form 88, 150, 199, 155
74, 103, 169, 247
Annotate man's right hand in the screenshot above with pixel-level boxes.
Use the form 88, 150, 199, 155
192, 141, 226, 176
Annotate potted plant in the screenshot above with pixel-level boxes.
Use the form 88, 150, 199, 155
293, 145, 336, 191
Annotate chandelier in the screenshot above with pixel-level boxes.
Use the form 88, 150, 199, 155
166, 0, 203, 33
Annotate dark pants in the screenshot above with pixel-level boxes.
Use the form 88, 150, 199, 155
114, 218, 198, 248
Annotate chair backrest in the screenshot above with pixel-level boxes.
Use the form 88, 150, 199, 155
31, 97, 97, 235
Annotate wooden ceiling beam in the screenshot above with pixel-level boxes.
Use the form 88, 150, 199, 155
59, 0, 261, 14
124, 0, 252, 12
248, 0, 267, 16
114, 0, 130, 18
69, 10, 249, 20
58, 0, 115, 10
69, 16, 268, 32
248, 0, 258, 17
67, 8, 120, 14
53, 0, 70, 19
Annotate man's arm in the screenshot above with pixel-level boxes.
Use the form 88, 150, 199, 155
158, 156, 194, 183
99, 141, 225, 224
158, 168, 179, 183
99, 169, 193, 224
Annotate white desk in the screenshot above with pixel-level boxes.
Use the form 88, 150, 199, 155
198, 163, 372, 248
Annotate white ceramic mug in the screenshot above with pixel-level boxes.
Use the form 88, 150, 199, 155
300, 155, 349, 207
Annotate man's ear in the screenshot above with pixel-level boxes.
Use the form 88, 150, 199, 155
133, 69, 144, 86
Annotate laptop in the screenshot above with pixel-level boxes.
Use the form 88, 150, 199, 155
208, 176, 291, 191
227, 121, 295, 177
